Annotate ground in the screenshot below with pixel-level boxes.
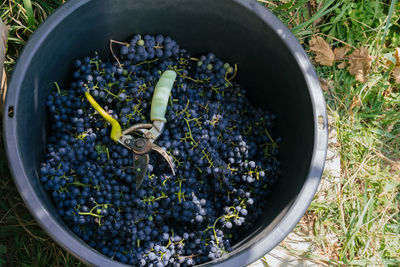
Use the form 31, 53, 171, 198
0, 0, 399, 266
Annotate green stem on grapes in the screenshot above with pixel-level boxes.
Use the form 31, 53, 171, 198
264, 128, 278, 149
183, 118, 198, 148
227, 64, 238, 81
135, 58, 159, 67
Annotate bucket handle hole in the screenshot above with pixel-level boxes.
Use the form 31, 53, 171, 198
8, 105, 14, 118
318, 115, 325, 130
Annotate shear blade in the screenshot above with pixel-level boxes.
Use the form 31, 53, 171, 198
134, 154, 149, 189
150, 144, 176, 175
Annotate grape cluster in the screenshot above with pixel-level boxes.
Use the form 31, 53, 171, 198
41, 34, 281, 266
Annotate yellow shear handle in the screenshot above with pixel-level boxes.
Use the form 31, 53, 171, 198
85, 91, 122, 143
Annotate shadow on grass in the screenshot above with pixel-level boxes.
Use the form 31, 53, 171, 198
0, 127, 84, 266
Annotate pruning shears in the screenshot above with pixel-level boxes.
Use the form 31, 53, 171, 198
85, 70, 177, 188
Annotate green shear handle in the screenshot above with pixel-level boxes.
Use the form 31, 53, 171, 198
151, 70, 176, 122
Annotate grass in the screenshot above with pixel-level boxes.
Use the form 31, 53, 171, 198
1, 0, 64, 72
263, 0, 400, 266
1, 2, 82, 266
1, 0, 399, 266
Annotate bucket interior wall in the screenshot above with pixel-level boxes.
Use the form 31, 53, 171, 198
10, 0, 314, 261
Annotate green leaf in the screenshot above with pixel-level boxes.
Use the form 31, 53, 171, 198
381, 0, 398, 48
273, 2, 293, 11
22, 0, 35, 29
95, 144, 108, 154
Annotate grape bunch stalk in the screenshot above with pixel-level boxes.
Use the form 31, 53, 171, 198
41, 33, 282, 266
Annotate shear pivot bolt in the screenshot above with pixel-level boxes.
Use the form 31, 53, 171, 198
135, 139, 146, 149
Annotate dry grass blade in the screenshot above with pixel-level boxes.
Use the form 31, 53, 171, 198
373, 150, 400, 174
12, 206, 47, 242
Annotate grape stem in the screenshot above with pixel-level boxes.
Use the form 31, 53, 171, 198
109, 39, 129, 68
78, 203, 112, 226
183, 118, 198, 148
227, 64, 238, 81
135, 58, 159, 67
264, 128, 278, 149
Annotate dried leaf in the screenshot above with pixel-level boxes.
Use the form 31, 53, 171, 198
334, 46, 350, 60
349, 96, 361, 116
319, 78, 334, 92
382, 88, 392, 97
309, 36, 334, 66
394, 47, 400, 65
384, 52, 396, 66
392, 66, 400, 84
319, 78, 329, 91
389, 48, 400, 81
387, 123, 395, 133
348, 47, 372, 83
337, 61, 347, 69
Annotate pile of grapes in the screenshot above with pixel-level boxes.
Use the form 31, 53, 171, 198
40, 34, 281, 266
